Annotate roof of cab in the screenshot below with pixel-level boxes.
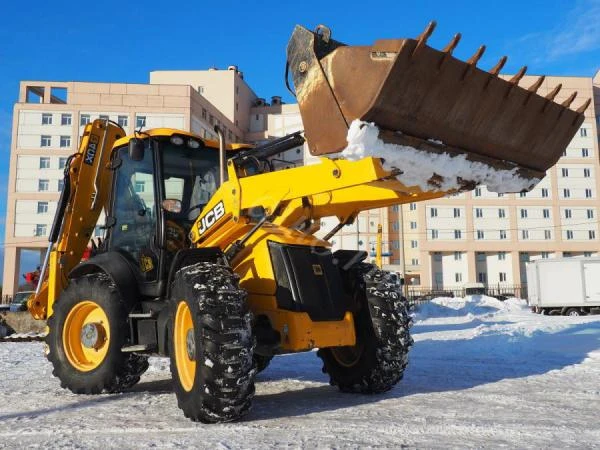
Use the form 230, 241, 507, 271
113, 128, 252, 151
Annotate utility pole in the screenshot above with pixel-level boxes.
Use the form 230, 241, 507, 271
399, 204, 408, 298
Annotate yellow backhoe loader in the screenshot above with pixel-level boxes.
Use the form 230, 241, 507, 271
25, 23, 587, 423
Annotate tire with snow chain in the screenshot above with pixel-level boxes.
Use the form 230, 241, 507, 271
46, 273, 149, 394
169, 262, 255, 423
318, 263, 413, 394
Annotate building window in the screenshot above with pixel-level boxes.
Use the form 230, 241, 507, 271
587, 209, 594, 219
477, 230, 484, 240
198, 86, 204, 94
454, 229, 462, 239
59, 157, 67, 169
476, 252, 486, 261
80, 114, 90, 126
42, 113, 53, 125
433, 252, 442, 262
136, 115, 146, 128
541, 188, 549, 198
584, 168, 591, 178
134, 181, 145, 193
499, 230, 507, 240
565, 209, 572, 219
564, 252, 572, 257
38, 179, 49, 191
498, 251, 506, 261
499, 272, 507, 282
563, 188, 570, 198
453, 208, 461, 218
478, 272, 487, 283
522, 229, 529, 240
455, 273, 462, 283
543, 209, 550, 219
434, 272, 443, 285
497, 193, 504, 198
99, 114, 109, 121
584, 252, 593, 257
60, 136, 71, 148
566, 230, 574, 240
498, 208, 506, 218
585, 189, 593, 198
61, 114, 72, 126
589, 230, 596, 240
544, 230, 551, 240
580, 128, 587, 137
561, 168, 569, 177
58, 179, 64, 191
474, 187, 481, 197
475, 208, 483, 218
411, 258, 419, 266
410, 221, 417, 229
392, 223, 399, 232
430, 208, 438, 217
519, 191, 527, 197
411, 240, 418, 248
39, 157, 50, 169
562, 150, 567, 157
37, 201, 48, 214
201, 108, 207, 119
409, 203, 416, 211
40, 135, 51, 147
542, 252, 550, 259
520, 209, 528, 218
431, 229, 439, 239
582, 148, 589, 157
454, 251, 462, 261
118, 115, 128, 127
520, 252, 530, 262
35, 224, 47, 237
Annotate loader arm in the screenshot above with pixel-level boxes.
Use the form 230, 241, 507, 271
28, 120, 125, 319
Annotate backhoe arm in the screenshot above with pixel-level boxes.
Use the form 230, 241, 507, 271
28, 120, 125, 319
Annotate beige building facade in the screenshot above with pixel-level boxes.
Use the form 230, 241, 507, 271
3, 70, 599, 296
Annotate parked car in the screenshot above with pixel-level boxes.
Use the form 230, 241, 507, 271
9, 291, 34, 312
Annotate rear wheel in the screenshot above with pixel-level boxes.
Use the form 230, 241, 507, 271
565, 308, 583, 316
318, 264, 413, 394
169, 262, 255, 423
46, 274, 149, 394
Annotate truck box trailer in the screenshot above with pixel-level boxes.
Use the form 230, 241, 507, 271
527, 257, 600, 316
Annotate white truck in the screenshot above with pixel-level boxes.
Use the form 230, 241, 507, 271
527, 257, 600, 316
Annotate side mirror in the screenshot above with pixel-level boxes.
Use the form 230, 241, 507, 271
129, 138, 145, 161
162, 199, 182, 214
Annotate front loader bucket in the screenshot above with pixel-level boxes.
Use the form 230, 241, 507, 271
287, 23, 590, 191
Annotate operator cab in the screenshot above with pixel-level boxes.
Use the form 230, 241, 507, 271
106, 132, 219, 293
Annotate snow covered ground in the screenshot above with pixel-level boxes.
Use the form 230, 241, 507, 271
1, 296, 599, 448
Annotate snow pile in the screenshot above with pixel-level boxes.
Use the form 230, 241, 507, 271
412, 295, 529, 322
340, 120, 538, 193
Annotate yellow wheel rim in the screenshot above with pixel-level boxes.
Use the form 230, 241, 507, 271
331, 342, 365, 368
62, 301, 110, 372
174, 301, 196, 392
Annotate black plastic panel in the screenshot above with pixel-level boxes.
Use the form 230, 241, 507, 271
268, 242, 348, 321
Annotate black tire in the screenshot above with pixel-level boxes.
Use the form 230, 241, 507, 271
318, 264, 413, 394
565, 308, 583, 316
169, 262, 255, 423
254, 354, 273, 374
46, 273, 149, 394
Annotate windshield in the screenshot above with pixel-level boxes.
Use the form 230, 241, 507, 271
160, 142, 219, 219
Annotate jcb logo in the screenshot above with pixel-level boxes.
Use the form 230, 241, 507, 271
84, 135, 99, 166
198, 201, 225, 234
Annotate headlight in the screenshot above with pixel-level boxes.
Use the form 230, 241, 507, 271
170, 136, 184, 146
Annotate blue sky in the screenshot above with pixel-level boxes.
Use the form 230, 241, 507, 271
0, 0, 599, 279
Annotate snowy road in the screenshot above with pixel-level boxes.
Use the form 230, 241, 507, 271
1, 297, 599, 449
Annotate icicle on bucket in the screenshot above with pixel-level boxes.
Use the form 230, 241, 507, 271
286, 23, 590, 192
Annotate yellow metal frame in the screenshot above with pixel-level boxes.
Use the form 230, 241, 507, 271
30, 124, 448, 353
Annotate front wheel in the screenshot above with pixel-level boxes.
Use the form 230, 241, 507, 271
318, 265, 413, 394
565, 308, 583, 316
169, 262, 256, 423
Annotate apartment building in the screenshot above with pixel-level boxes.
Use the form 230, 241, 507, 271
3, 70, 599, 296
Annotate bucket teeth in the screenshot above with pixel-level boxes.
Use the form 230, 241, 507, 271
562, 91, 578, 108
509, 66, 527, 84
442, 33, 462, 54
546, 84, 562, 101
576, 98, 592, 114
528, 76, 545, 93
467, 45, 486, 66
489, 56, 508, 75
412, 21, 437, 56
